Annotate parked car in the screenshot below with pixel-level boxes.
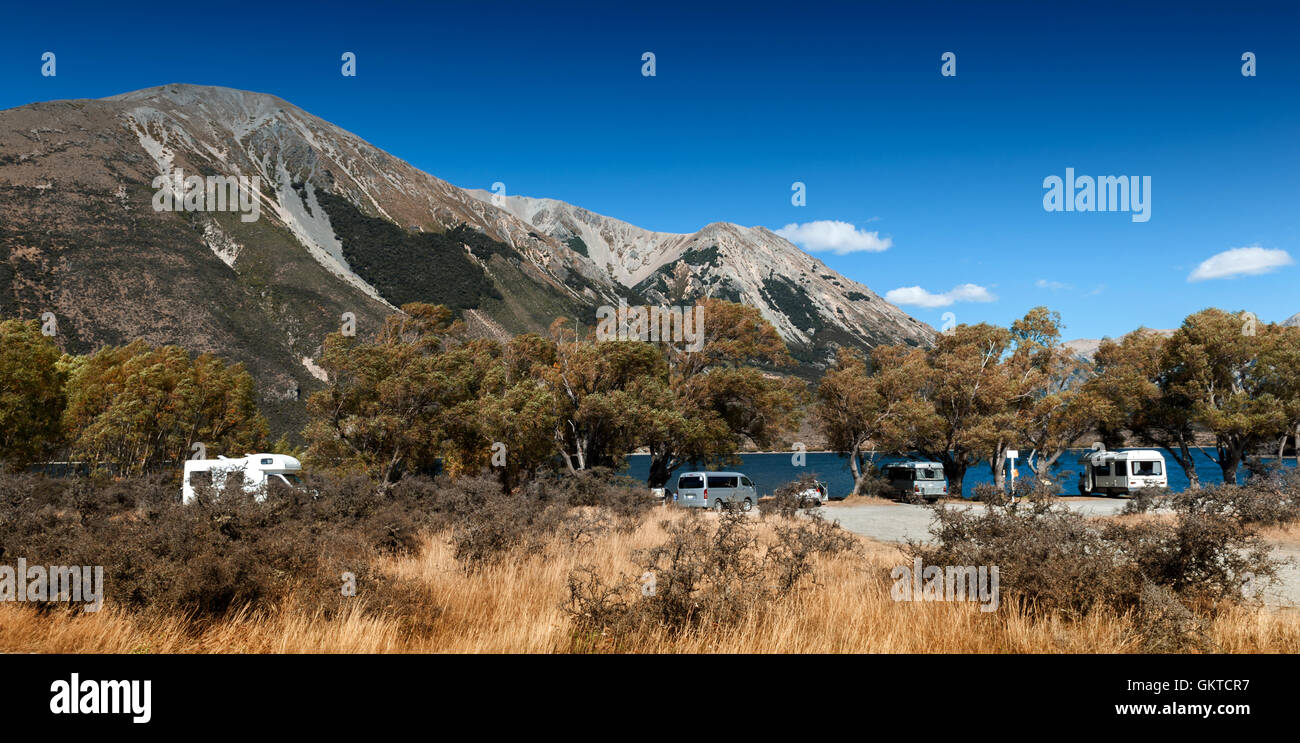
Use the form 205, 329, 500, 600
674, 471, 758, 512
882, 461, 948, 502
1077, 448, 1168, 496
798, 479, 829, 505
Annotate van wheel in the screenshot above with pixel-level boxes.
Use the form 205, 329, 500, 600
741, 498, 753, 512
712, 500, 725, 513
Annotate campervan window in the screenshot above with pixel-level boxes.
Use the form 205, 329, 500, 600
1132, 460, 1162, 476
708, 475, 738, 488
1092, 463, 1111, 477
679, 475, 704, 489
260, 457, 274, 465
887, 468, 913, 481
1113, 460, 1127, 476
919, 468, 942, 480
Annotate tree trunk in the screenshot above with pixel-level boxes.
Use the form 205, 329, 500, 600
1219, 439, 1244, 485
647, 452, 674, 488
943, 458, 968, 497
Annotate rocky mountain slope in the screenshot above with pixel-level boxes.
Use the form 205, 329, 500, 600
467, 191, 934, 365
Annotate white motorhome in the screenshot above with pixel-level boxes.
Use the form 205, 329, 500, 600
1077, 448, 1167, 496
182, 453, 303, 504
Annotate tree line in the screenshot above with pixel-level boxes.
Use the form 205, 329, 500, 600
818, 306, 1300, 494
2, 303, 1297, 495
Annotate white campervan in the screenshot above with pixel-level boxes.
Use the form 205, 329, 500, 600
1077, 448, 1167, 496
182, 453, 303, 504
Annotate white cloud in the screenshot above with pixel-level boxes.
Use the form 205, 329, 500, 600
1188, 245, 1293, 282
1035, 279, 1070, 290
775, 220, 892, 254
885, 283, 997, 308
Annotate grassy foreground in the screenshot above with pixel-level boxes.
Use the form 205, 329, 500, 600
4, 507, 1299, 653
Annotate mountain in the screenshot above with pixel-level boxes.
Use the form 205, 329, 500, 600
465, 191, 933, 365
0, 84, 932, 434
1063, 329, 1176, 361
1282, 313, 1300, 327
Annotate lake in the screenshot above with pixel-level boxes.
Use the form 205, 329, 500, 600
621, 450, 1295, 499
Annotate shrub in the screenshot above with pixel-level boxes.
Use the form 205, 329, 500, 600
760, 474, 822, 517
908, 495, 1279, 623
565, 507, 860, 647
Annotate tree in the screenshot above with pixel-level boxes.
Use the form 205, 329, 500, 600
1157, 309, 1287, 484
63, 340, 268, 474
815, 345, 932, 495
463, 334, 561, 490
641, 298, 802, 488
910, 322, 1017, 496
543, 318, 666, 475
1255, 323, 1300, 464
303, 303, 487, 486
1009, 308, 1099, 479
0, 319, 67, 470
1083, 328, 1211, 487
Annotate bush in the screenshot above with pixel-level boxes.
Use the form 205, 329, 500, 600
908, 496, 1279, 625
0, 471, 442, 620
565, 507, 859, 648
760, 474, 822, 517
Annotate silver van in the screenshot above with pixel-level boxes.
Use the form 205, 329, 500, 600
674, 471, 758, 512
882, 461, 948, 501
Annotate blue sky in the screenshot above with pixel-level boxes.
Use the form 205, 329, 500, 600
2, 0, 1298, 340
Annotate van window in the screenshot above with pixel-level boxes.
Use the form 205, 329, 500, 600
678, 475, 704, 490
888, 468, 913, 481
1113, 461, 1127, 476
1092, 463, 1111, 477
919, 468, 942, 480
1132, 460, 1162, 476
740, 477, 753, 487
708, 475, 738, 488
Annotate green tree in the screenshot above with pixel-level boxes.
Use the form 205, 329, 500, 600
303, 303, 487, 486
1158, 309, 1287, 484
63, 340, 268, 474
0, 319, 67, 470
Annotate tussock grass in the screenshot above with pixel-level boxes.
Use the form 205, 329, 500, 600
4, 507, 1298, 653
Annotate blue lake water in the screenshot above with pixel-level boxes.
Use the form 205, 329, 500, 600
621, 451, 1294, 499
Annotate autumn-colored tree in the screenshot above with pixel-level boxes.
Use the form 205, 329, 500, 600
642, 298, 802, 488
1085, 328, 1166, 451
0, 319, 67, 470
1008, 308, 1098, 479
908, 322, 1018, 496
814, 345, 932, 495
63, 340, 268, 474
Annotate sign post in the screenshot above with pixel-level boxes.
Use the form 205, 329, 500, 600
1005, 449, 1018, 499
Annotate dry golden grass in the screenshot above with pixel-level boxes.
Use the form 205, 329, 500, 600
3, 507, 1298, 653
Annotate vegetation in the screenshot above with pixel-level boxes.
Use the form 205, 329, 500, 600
313, 190, 501, 313
815, 306, 1300, 495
